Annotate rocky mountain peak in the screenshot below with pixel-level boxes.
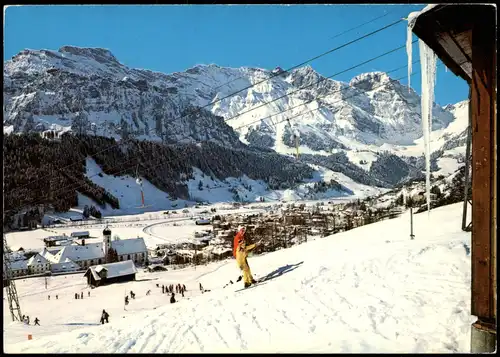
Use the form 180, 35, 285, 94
58, 46, 120, 65
349, 71, 392, 90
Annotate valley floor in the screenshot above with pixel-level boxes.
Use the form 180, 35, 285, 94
3, 203, 473, 353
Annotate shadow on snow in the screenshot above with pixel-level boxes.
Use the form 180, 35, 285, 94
259, 261, 304, 283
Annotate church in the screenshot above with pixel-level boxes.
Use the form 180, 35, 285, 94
41, 227, 148, 271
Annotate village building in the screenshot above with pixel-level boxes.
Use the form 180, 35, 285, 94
111, 238, 148, 264
49, 242, 105, 269
9, 260, 28, 277
70, 231, 90, 239
84, 260, 138, 288
43, 235, 72, 247
27, 253, 51, 275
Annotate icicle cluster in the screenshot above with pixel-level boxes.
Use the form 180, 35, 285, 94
418, 39, 437, 213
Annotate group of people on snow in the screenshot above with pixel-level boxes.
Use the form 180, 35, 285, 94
28, 226, 258, 330
160, 283, 186, 297
22, 315, 40, 326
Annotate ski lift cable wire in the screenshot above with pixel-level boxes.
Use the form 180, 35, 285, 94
6, 16, 407, 196
329, 8, 397, 40
213, 8, 402, 91
5, 62, 423, 214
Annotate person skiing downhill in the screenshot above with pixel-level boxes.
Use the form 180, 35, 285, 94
234, 226, 260, 288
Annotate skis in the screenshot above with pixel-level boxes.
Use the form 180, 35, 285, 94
234, 279, 268, 293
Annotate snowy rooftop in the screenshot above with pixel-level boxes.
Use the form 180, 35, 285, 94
52, 243, 104, 263
70, 231, 90, 237
50, 259, 80, 271
27, 253, 49, 266
111, 238, 147, 256
88, 260, 138, 280
9, 260, 28, 270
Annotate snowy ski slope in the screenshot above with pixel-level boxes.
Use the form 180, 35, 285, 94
3, 203, 473, 353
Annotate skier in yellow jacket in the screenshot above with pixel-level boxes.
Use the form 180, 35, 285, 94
234, 227, 260, 288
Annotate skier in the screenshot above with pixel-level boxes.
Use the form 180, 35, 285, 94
162, 285, 165, 294
48, 295, 50, 300
88, 291, 90, 297
199, 282, 203, 292
233, 226, 246, 258
125, 296, 129, 306
81, 292, 84, 299
170, 293, 176, 304
101, 310, 109, 324
183, 284, 186, 292
234, 231, 260, 288
34, 317, 40, 326
146, 290, 151, 296
56, 295, 58, 300
26, 316, 30, 325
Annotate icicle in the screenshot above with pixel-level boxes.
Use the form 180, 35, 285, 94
406, 24, 413, 93
419, 39, 437, 214
406, 11, 420, 93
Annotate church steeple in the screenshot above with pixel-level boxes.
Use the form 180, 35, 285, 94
103, 226, 112, 262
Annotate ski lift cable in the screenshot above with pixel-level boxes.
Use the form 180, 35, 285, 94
6, 16, 409, 196
329, 9, 397, 41
213, 9, 402, 92
6, 62, 423, 214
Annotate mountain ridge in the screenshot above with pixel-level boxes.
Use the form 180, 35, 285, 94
3, 46, 468, 213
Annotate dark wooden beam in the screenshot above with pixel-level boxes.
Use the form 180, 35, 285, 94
470, 10, 496, 321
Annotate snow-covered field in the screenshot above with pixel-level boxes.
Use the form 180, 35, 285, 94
7, 205, 268, 251
4, 203, 473, 353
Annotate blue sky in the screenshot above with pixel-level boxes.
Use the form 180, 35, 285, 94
5, 5, 468, 105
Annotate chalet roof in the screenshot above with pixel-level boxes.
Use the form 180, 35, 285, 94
51, 259, 80, 272
44, 235, 70, 242
70, 231, 89, 237
52, 243, 104, 263
85, 260, 138, 280
10, 260, 28, 270
27, 253, 50, 266
111, 238, 147, 256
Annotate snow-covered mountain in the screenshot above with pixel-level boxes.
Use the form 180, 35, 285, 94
3, 46, 468, 191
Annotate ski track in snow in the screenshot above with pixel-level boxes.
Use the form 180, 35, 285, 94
4, 203, 473, 353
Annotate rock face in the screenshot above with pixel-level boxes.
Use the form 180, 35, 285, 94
3, 46, 467, 189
